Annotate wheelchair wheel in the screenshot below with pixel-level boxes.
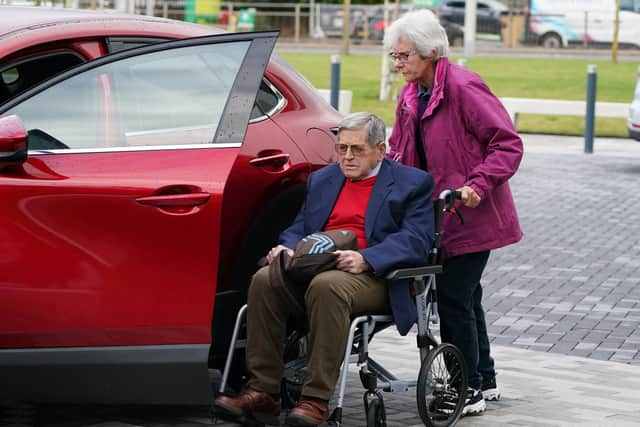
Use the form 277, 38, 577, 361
280, 330, 308, 409
416, 343, 467, 427
364, 393, 387, 427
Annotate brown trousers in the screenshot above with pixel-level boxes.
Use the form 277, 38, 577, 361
245, 266, 390, 400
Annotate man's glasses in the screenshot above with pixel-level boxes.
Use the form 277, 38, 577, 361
335, 143, 369, 156
388, 50, 418, 63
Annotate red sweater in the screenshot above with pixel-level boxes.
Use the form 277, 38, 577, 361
324, 175, 377, 249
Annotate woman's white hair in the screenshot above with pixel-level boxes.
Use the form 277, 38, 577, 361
383, 9, 450, 60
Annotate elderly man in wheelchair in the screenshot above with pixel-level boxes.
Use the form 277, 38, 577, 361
214, 112, 465, 427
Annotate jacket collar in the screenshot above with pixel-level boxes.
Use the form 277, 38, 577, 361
365, 159, 394, 240
402, 57, 449, 119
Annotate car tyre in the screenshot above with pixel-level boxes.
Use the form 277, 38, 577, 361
542, 33, 562, 49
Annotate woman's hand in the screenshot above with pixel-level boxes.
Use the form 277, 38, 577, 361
335, 250, 371, 274
266, 245, 293, 264
458, 185, 481, 208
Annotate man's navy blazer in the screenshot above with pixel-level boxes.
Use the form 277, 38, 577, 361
279, 158, 435, 335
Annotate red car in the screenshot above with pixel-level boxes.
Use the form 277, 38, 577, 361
0, 6, 341, 404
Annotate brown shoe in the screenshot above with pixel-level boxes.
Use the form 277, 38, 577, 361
214, 388, 280, 425
286, 397, 330, 426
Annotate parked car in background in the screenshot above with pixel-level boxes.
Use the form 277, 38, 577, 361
438, 0, 507, 37
629, 68, 640, 140
527, 0, 640, 48
0, 6, 341, 404
351, 7, 387, 42
350, 6, 463, 46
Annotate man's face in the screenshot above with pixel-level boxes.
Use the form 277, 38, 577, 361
336, 128, 385, 180
391, 39, 433, 84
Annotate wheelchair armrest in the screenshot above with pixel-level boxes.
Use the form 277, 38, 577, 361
385, 265, 442, 280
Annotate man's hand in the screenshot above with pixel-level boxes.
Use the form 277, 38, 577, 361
335, 250, 371, 274
266, 245, 293, 264
457, 185, 481, 208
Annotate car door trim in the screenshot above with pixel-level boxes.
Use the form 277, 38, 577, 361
27, 142, 243, 155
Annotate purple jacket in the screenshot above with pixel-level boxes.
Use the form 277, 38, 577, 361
388, 58, 523, 257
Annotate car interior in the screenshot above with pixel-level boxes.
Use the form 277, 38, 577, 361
0, 52, 84, 104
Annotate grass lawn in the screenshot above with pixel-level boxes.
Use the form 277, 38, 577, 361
277, 52, 637, 137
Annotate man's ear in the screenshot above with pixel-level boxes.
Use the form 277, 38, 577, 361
377, 142, 387, 159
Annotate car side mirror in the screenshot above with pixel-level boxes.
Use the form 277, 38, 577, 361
0, 114, 28, 168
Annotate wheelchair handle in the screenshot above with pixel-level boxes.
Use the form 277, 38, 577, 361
438, 188, 462, 212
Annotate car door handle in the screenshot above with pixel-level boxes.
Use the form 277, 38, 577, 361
249, 153, 290, 168
135, 192, 211, 208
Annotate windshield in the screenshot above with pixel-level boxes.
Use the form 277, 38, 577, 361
621, 0, 640, 13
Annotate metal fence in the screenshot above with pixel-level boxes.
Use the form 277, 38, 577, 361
3, 0, 639, 49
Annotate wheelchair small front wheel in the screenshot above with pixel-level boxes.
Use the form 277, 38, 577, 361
364, 394, 387, 427
416, 343, 467, 427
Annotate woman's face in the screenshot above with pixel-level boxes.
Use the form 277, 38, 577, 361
391, 39, 434, 85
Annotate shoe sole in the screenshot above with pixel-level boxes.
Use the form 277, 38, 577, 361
462, 400, 486, 416
483, 387, 501, 401
214, 401, 242, 417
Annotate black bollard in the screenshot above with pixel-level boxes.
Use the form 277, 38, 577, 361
330, 54, 340, 111
584, 64, 597, 154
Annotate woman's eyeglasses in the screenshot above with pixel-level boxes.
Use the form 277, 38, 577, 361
388, 50, 418, 63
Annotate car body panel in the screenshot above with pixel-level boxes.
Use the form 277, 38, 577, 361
0, 147, 236, 349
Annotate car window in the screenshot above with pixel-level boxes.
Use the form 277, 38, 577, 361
0, 52, 84, 105
447, 1, 466, 9
5, 41, 251, 151
250, 79, 285, 121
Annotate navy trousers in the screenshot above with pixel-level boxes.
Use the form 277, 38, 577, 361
436, 250, 495, 390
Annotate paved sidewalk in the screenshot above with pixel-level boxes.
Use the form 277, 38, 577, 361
2, 134, 640, 426
367, 328, 640, 427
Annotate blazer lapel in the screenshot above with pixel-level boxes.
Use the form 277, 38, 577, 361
365, 160, 393, 241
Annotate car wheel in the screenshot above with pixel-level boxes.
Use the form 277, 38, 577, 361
542, 33, 562, 49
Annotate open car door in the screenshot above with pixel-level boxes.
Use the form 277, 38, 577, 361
0, 31, 277, 404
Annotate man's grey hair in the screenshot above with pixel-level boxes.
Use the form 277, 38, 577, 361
336, 112, 386, 147
383, 9, 449, 60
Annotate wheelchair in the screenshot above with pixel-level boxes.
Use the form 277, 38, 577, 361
216, 189, 467, 427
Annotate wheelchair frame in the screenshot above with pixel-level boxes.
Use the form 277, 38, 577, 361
217, 189, 468, 427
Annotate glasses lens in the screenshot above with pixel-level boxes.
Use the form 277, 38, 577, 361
389, 51, 410, 62
351, 145, 365, 155
336, 144, 367, 155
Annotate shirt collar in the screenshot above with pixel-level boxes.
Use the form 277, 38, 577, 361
349, 160, 381, 182
364, 161, 382, 179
